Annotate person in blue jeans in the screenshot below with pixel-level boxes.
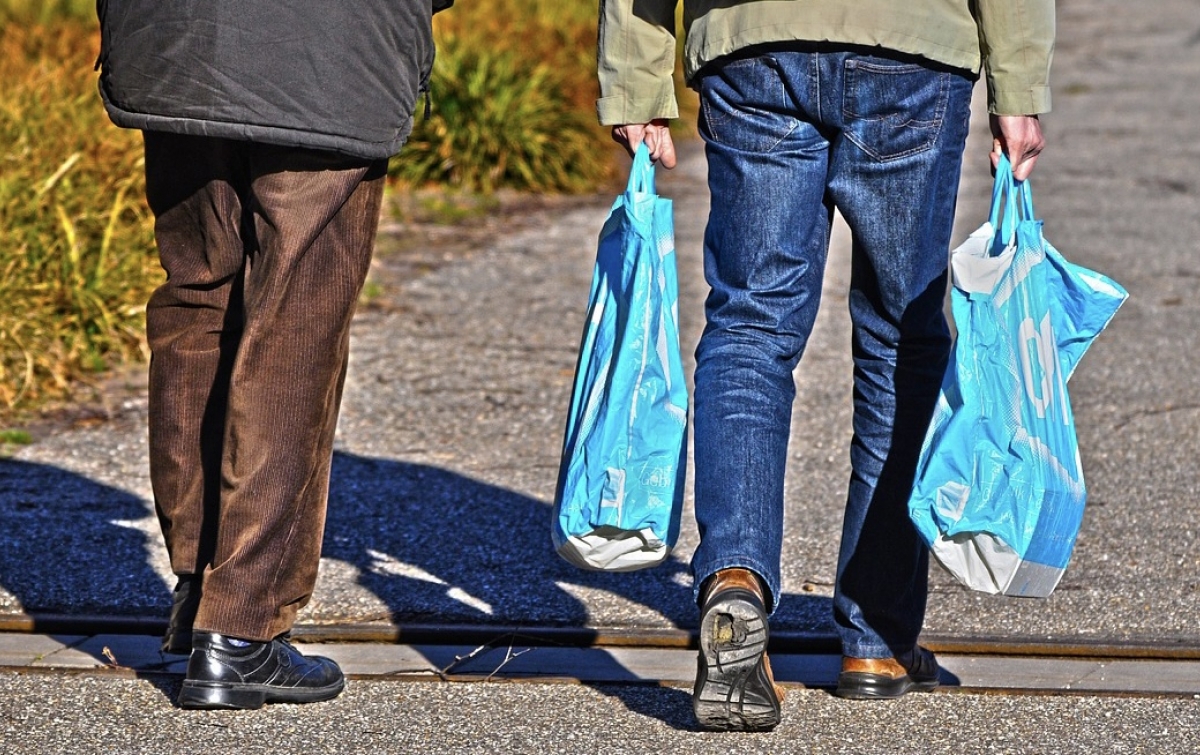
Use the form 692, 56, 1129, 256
597, 0, 1054, 732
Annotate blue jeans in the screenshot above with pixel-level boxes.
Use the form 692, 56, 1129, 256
690, 47, 974, 659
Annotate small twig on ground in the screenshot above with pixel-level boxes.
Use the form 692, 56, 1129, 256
437, 632, 535, 681
100, 646, 125, 669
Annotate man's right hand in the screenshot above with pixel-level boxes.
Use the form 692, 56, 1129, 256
612, 119, 677, 169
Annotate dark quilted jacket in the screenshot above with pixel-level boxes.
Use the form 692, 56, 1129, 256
97, 0, 447, 159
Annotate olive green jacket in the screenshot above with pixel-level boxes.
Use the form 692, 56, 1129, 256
597, 0, 1054, 125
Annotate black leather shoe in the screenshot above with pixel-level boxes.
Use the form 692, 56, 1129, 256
692, 569, 783, 731
161, 575, 201, 654
178, 631, 345, 710
835, 646, 940, 699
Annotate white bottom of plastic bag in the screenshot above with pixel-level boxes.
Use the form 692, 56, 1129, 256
931, 533, 1065, 598
556, 526, 670, 572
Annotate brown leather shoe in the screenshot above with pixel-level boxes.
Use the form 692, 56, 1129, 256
692, 568, 785, 731
835, 646, 940, 699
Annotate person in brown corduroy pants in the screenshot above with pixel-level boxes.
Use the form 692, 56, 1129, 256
144, 133, 385, 645
142, 133, 386, 708
97, 0, 451, 710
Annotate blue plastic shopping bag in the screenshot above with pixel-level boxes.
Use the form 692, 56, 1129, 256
907, 155, 1127, 597
552, 144, 688, 571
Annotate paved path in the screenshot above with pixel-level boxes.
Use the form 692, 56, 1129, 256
1, 0, 1198, 751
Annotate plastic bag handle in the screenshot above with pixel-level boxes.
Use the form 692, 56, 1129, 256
627, 142, 656, 195
988, 153, 1037, 253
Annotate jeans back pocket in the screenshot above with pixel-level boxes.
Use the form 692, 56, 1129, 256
699, 56, 800, 154
842, 57, 951, 162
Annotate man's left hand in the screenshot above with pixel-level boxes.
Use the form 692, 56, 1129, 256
990, 114, 1045, 181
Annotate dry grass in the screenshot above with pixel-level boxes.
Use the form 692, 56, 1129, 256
0, 21, 159, 417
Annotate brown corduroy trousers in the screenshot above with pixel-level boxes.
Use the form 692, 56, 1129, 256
142, 132, 387, 641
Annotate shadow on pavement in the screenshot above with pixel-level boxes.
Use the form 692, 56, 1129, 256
326, 450, 709, 725
0, 457, 169, 619
0, 451, 846, 723
0, 457, 173, 677
322, 451, 841, 728
325, 451, 702, 631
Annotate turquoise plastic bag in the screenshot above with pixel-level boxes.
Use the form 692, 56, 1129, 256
907, 155, 1127, 597
552, 144, 688, 571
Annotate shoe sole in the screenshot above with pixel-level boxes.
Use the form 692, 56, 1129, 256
834, 671, 939, 700
693, 588, 781, 731
178, 678, 346, 710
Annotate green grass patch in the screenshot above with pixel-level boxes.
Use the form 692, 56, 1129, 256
391, 0, 613, 192
1, 0, 95, 24
0, 428, 33, 445
393, 45, 609, 193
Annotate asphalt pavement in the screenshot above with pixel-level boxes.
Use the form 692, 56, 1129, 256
2, 0, 1198, 752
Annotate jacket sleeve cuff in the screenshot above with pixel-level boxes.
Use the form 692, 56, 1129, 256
988, 84, 1052, 116
596, 92, 679, 126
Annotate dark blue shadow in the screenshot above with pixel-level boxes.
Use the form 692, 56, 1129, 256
0, 457, 169, 619
0, 456, 174, 679
0, 450, 845, 722
324, 451, 707, 629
